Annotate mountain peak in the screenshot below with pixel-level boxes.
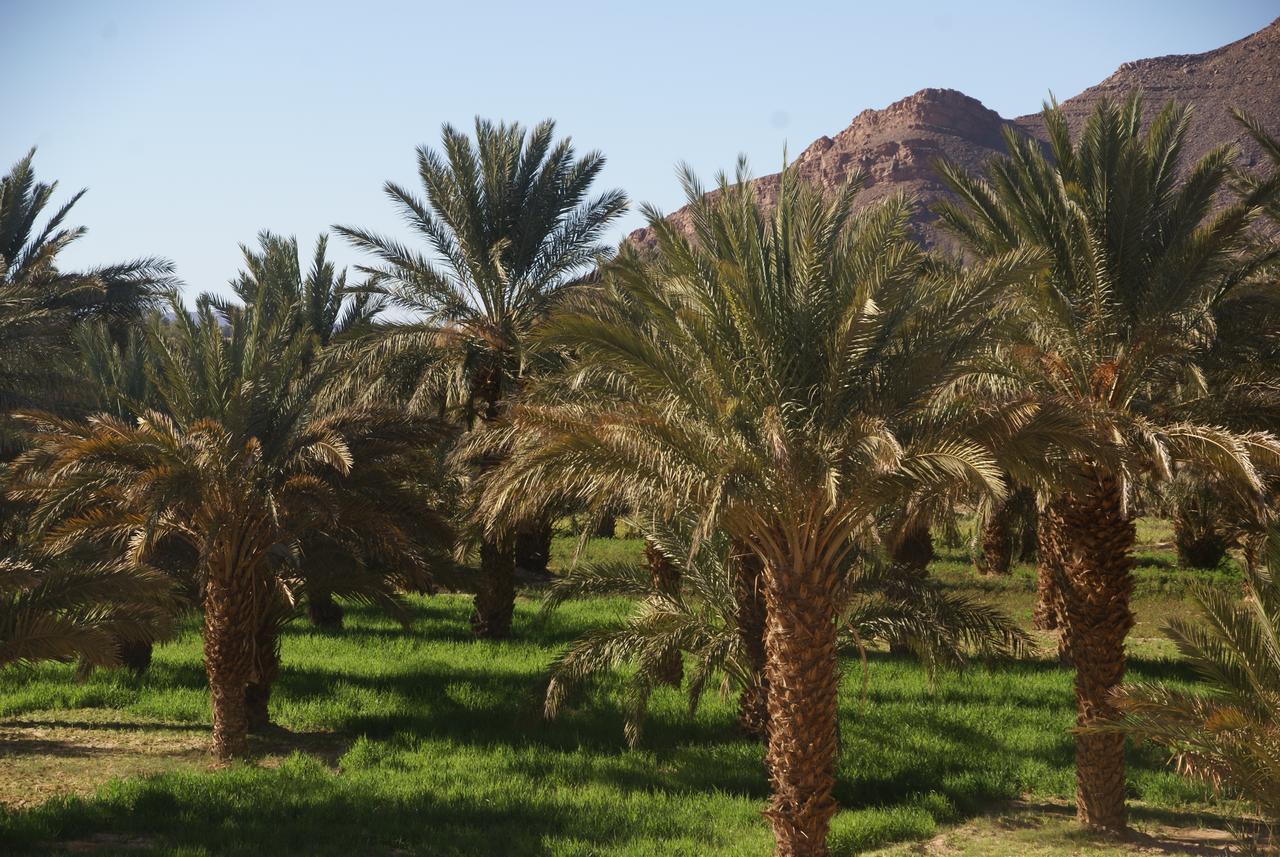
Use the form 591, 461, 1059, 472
630, 17, 1280, 252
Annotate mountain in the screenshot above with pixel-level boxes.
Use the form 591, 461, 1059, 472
628, 17, 1280, 252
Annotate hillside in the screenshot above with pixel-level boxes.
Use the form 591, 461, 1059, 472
629, 16, 1280, 251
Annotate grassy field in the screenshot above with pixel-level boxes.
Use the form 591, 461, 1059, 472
0, 522, 1256, 856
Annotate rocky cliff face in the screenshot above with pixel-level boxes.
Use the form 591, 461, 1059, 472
1016, 18, 1280, 171
629, 17, 1280, 251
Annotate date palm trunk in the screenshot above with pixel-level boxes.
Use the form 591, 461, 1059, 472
762, 538, 839, 856
204, 548, 258, 761
1173, 510, 1227, 570
733, 540, 768, 740
515, 517, 553, 579
594, 512, 617, 539
888, 522, 932, 655
976, 503, 1013, 576
1050, 465, 1136, 832
644, 538, 683, 687
471, 537, 516, 639
470, 367, 519, 640
1018, 509, 1038, 563
1033, 506, 1061, 632
245, 615, 281, 733
307, 589, 344, 630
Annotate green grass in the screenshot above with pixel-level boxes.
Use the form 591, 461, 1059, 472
0, 532, 1249, 856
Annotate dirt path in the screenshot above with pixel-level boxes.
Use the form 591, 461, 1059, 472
870, 799, 1268, 856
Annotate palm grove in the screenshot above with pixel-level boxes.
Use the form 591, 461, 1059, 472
2, 97, 1279, 856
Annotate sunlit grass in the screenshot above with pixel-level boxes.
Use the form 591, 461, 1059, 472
0, 534, 1246, 856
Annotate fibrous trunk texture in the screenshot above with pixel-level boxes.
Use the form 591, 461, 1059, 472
1050, 466, 1136, 832
891, 523, 934, 572
762, 545, 839, 856
515, 518, 553, 579
470, 366, 517, 640
594, 512, 617, 539
307, 590, 345, 630
471, 537, 516, 639
204, 552, 257, 761
1018, 500, 1038, 564
644, 538, 683, 688
976, 503, 1013, 576
1033, 507, 1061, 632
245, 617, 281, 733
733, 541, 768, 740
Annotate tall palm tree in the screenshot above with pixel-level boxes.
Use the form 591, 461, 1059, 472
334, 118, 627, 639
935, 94, 1280, 831
471, 163, 1081, 855
11, 286, 451, 760
0, 148, 173, 448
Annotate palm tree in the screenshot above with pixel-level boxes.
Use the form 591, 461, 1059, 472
231, 230, 386, 630
472, 163, 1080, 855
1098, 528, 1280, 826
935, 94, 1280, 831
11, 285, 451, 759
0, 148, 173, 448
974, 485, 1037, 577
0, 551, 177, 671
334, 118, 627, 639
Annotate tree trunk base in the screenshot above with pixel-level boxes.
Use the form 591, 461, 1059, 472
307, 592, 345, 630
515, 519, 553, 580
763, 550, 839, 857
116, 639, 153, 675
472, 537, 516, 640
1051, 468, 1135, 833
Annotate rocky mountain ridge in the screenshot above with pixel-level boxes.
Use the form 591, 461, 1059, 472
628, 16, 1280, 251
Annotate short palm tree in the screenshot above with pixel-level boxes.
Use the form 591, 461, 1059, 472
1099, 528, 1280, 825
334, 118, 627, 638
11, 286, 451, 759
0, 551, 177, 671
935, 94, 1280, 831
473, 162, 1079, 855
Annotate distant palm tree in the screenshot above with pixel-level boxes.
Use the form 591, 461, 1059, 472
335, 118, 627, 639
12, 286, 451, 759
472, 163, 1078, 855
1098, 528, 1280, 826
0, 148, 173, 447
936, 94, 1280, 831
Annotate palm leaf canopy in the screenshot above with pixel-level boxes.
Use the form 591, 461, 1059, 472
10, 252, 452, 591
935, 95, 1280, 501
333, 118, 628, 419
474, 159, 1088, 561
0, 149, 174, 442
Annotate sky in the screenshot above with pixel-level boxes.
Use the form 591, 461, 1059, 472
7, 0, 1279, 301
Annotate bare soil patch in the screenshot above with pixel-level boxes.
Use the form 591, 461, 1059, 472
0, 708, 348, 809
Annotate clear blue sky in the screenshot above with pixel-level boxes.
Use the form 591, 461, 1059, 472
8, 0, 1278, 301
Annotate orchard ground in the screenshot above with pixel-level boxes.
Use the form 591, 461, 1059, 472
0, 520, 1264, 856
